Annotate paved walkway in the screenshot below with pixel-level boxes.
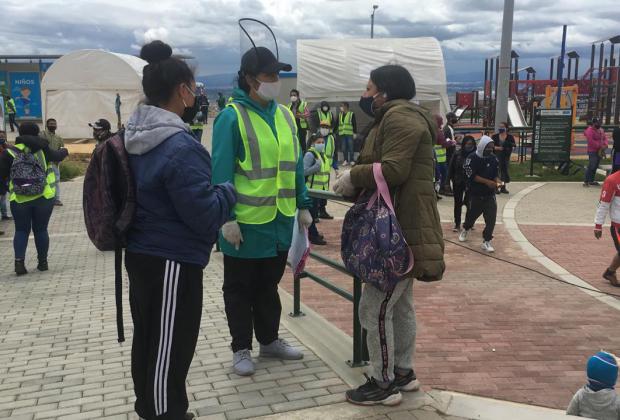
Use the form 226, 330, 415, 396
0, 180, 466, 419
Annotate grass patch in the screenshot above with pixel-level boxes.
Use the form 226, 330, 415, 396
509, 159, 608, 182
59, 154, 90, 181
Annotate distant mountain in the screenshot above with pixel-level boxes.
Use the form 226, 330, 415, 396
447, 71, 484, 83
197, 74, 236, 91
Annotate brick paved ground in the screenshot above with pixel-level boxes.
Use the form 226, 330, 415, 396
280, 217, 620, 410
0, 180, 466, 420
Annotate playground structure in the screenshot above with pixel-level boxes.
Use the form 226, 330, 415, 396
456, 34, 620, 129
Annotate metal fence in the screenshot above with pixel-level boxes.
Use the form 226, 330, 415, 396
289, 189, 369, 367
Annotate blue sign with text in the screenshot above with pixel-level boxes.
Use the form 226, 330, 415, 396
10, 72, 42, 119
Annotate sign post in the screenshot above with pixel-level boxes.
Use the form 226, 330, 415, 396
531, 108, 573, 176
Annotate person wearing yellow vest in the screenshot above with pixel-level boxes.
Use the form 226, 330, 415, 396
288, 89, 310, 153
0, 122, 68, 275
189, 112, 204, 142
213, 46, 314, 377
304, 133, 330, 245
336, 102, 357, 166
4, 95, 17, 132
315, 120, 336, 220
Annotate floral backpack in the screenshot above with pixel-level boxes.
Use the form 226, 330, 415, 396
341, 163, 414, 292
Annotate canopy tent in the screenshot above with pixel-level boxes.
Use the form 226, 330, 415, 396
42, 50, 146, 139
297, 37, 450, 116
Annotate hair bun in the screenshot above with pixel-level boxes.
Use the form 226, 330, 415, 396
140, 40, 173, 64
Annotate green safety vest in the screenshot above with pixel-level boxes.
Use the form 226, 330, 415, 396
229, 103, 299, 225
434, 145, 447, 164
338, 111, 354, 136
7, 144, 56, 203
227, 97, 234, 104
306, 148, 330, 191
5, 98, 16, 114
317, 110, 333, 128
190, 121, 203, 130
325, 134, 335, 167
288, 101, 308, 129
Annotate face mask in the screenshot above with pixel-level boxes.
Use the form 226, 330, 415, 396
256, 79, 281, 101
359, 94, 377, 117
320, 128, 330, 136
321, 106, 329, 112
340, 107, 345, 113
451, 119, 458, 125
314, 143, 326, 153
499, 128, 506, 134
290, 95, 298, 102
181, 85, 200, 123
47, 126, 57, 133
483, 149, 494, 157
464, 145, 475, 153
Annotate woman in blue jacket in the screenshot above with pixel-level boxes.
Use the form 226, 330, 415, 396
124, 40, 236, 420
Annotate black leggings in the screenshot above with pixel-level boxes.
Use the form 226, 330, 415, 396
453, 183, 470, 229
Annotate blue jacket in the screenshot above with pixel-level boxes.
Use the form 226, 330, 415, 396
125, 105, 236, 267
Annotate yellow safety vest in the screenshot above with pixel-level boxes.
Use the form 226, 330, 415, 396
325, 134, 335, 167
288, 101, 308, 129
318, 110, 333, 128
434, 145, 447, 164
306, 148, 330, 191
7, 144, 56, 203
229, 103, 299, 224
338, 111, 354, 136
5, 98, 16, 114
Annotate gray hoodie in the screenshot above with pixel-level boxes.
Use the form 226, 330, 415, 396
125, 104, 190, 155
567, 386, 620, 419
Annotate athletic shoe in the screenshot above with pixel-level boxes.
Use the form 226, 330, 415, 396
603, 269, 620, 287
54, 200, 64, 206
393, 369, 421, 392
310, 236, 327, 246
590, 181, 601, 186
232, 349, 255, 376
500, 187, 509, 194
452, 225, 460, 233
37, 259, 49, 272
583, 182, 589, 187
259, 338, 304, 360
1, 215, 12, 220
345, 374, 402, 406
482, 241, 495, 253
458, 229, 469, 242
15, 260, 27, 276
318, 210, 334, 220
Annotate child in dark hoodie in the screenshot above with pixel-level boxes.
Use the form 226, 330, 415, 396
123, 40, 236, 420
448, 135, 476, 232
567, 351, 620, 419
0, 122, 68, 275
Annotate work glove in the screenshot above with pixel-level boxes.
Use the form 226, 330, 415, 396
333, 170, 356, 197
298, 209, 313, 231
222, 220, 243, 250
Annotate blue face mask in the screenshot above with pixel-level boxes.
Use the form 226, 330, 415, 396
314, 143, 326, 153
499, 128, 506, 134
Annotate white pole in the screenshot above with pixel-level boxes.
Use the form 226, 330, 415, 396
494, 0, 514, 131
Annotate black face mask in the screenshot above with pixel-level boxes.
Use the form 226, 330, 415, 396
182, 97, 200, 124
483, 149, 494, 157
359, 96, 375, 117
47, 126, 57, 133
463, 145, 475, 154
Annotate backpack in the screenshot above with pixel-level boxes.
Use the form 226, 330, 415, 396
83, 130, 135, 342
10, 147, 47, 197
341, 163, 414, 292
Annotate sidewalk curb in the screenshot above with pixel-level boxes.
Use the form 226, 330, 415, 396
502, 182, 620, 312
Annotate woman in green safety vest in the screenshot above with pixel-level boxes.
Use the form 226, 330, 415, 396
288, 89, 310, 153
212, 46, 314, 377
304, 133, 330, 246
0, 122, 68, 275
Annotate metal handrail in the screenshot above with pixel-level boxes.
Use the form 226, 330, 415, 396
289, 189, 369, 367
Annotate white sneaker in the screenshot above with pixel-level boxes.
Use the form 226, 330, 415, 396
232, 349, 255, 376
259, 338, 304, 360
343, 161, 349, 166
458, 229, 469, 242
482, 241, 495, 253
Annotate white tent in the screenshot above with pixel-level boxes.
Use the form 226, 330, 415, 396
42, 50, 147, 139
297, 37, 450, 115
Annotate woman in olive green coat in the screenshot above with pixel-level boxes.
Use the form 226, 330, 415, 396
334, 65, 445, 406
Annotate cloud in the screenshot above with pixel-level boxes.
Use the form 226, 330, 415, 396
0, 0, 618, 78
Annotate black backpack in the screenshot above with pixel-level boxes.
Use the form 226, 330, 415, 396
83, 131, 135, 342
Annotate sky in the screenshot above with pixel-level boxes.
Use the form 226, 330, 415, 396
1, 0, 619, 81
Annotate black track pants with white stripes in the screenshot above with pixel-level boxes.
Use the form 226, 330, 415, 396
126, 252, 203, 420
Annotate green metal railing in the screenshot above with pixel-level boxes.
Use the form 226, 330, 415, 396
289, 189, 369, 368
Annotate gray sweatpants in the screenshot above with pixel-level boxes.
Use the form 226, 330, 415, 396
359, 279, 416, 383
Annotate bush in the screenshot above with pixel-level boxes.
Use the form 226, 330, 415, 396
59, 162, 86, 181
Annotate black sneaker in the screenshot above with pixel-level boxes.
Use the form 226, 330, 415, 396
318, 210, 334, 220
37, 259, 49, 272
1, 215, 12, 220
583, 182, 589, 187
590, 181, 601, 186
393, 369, 421, 392
15, 260, 27, 276
345, 374, 402, 406
309, 236, 327, 246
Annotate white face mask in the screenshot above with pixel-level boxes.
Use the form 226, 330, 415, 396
290, 95, 298, 102
320, 128, 330, 136
314, 143, 326, 153
256, 79, 281, 101
322, 106, 329, 112
340, 107, 345, 112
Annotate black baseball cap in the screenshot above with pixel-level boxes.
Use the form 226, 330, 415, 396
241, 46, 292, 75
89, 119, 111, 130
